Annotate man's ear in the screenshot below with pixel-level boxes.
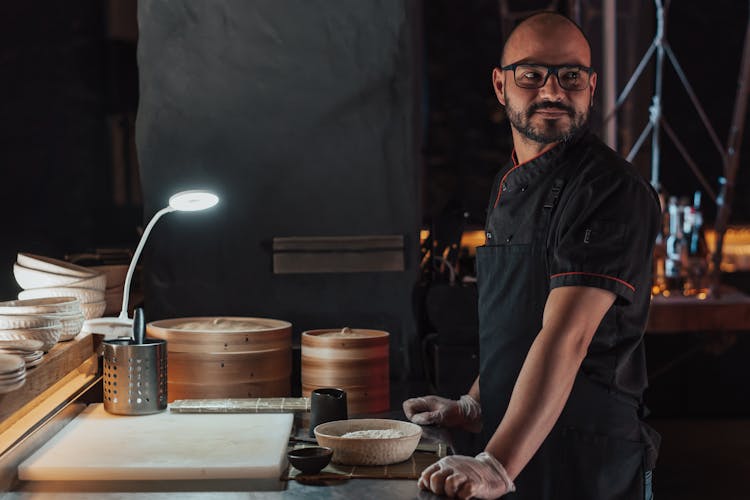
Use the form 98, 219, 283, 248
589, 71, 598, 104
492, 67, 506, 106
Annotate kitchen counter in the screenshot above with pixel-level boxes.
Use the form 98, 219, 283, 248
6, 477, 442, 499
2, 377, 449, 499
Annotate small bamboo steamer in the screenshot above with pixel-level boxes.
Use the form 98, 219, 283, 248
301, 328, 389, 415
146, 316, 292, 402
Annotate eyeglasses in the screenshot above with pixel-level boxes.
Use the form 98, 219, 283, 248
501, 63, 594, 91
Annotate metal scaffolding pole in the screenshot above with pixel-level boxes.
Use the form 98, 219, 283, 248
710, 0, 750, 297
649, 0, 665, 188
603, 0, 618, 149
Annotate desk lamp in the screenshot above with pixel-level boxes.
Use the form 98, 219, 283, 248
83, 189, 219, 336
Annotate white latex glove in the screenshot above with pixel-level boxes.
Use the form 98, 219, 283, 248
402, 394, 482, 432
418, 452, 516, 499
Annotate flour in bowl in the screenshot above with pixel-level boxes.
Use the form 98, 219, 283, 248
340, 429, 406, 439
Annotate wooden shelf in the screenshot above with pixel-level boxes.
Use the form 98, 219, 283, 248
0, 334, 100, 433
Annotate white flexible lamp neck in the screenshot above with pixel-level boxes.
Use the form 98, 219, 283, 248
118, 206, 175, 320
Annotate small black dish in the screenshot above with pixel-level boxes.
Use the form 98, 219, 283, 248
288, 446, 333, 475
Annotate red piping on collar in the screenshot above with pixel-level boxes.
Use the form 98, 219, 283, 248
550, 271, 636, 292
493, 147, 556, 208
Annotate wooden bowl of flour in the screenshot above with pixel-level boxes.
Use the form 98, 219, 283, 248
313, 418, 421, 465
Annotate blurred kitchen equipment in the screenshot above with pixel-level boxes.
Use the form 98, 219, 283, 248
83, 189, 219, 338
309, 388, 347, 437
86, 264, 129, 316
313, 418, 421, 466
302, 328, 389, 415
146, 316, 291, 401
102, 310, 167, 415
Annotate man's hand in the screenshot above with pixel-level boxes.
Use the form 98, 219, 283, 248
402, 394, 482, 432
418, 452, 516, 499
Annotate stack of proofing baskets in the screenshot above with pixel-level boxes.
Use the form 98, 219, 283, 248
146, 317, 292, 401
12, 253, 106, 321
301, 328, 390, 415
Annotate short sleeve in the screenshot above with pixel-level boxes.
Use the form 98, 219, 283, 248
549, 172, 660, 304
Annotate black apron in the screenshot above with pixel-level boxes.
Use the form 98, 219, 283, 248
476, 171, 647, 499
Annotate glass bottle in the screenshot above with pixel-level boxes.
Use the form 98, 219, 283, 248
664, 196, 686, 292
684, 191, 709, 295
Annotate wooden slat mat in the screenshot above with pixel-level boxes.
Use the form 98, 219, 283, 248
283, 450, 440, 481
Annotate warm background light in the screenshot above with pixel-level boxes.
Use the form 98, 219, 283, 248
704, 227, 750, 272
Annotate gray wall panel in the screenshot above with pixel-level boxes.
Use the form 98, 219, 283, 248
136, 0, 421, 382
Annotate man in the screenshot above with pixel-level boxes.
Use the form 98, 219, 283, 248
403, 11, 660, 499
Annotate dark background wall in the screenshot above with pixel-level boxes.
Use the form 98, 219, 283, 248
0, 0, 141, 293
136, 0, 422, 382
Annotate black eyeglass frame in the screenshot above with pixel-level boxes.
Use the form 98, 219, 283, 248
500, 63, 595, 91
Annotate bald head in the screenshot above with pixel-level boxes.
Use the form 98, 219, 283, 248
501, 12, 592, 67
492, 11, 597, 151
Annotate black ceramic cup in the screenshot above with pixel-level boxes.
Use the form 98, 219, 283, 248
309, 387, 348, 437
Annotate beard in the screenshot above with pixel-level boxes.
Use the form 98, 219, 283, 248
505, 95, 590, 144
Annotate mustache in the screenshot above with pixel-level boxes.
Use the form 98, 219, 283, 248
527, 101, 575, 117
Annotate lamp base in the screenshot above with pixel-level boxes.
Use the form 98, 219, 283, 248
82, 316, 133, 340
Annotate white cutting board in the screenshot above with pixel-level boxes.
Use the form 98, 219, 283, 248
18, 403, 293, 481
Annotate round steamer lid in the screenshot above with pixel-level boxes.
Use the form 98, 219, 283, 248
311, 327, 388, 339
0, 353, 26, 374
149, 317, 291, 333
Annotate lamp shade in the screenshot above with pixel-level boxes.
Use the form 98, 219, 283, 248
82, 188, 220, 338
168, 190, 219, 211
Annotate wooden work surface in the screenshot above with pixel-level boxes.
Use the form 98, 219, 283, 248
647, 287, 750, 334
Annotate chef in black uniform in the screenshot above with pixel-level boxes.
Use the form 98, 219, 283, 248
403, 11, 660, 499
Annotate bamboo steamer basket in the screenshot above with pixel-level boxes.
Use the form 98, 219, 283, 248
301, 328, 389, 415
146, 316, 292, 402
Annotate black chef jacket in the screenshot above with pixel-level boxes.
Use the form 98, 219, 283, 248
477, 129, 661, 499
484, 129, 660, 401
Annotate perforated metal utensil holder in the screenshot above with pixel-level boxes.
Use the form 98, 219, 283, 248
103, 338, 167, 415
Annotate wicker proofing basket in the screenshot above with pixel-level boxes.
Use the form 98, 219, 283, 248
146, 316, 292, 402
314, 418, 421, 465
301, 328, 389, 415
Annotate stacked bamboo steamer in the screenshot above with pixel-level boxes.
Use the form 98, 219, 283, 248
13, 253, 106, 320
301, 327, 390, 415
146, 317, 292, 402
